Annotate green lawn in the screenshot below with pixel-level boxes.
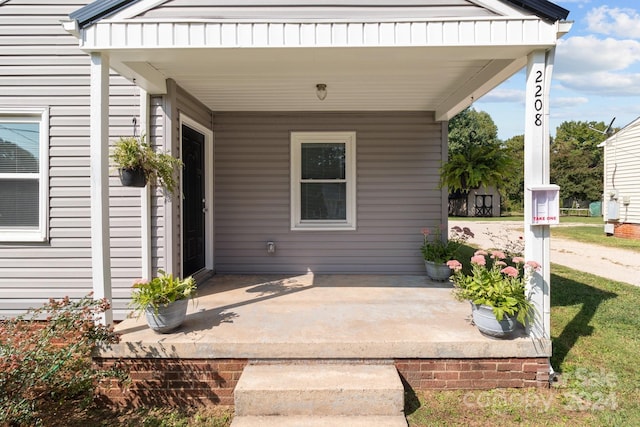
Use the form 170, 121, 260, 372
551, 225, 640, 253
78, 264, 638, 427
407, 265, 640, 426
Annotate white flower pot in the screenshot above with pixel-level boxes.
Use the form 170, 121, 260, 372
424, 260, 452, 281
471, 304, 517, 338
145, 298, 189, 333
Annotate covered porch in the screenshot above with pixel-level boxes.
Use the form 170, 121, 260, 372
102, 274, 548, 360
94, 274, 552, 409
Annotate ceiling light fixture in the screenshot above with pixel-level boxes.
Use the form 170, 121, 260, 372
316, 83, 327, 101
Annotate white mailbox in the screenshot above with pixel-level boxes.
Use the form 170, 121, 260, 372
528, 185, 560, 225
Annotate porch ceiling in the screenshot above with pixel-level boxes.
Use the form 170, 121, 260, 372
110, 44, 530, 119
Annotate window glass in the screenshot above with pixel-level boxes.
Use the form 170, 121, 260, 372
0, 122, 40, 173
0, 179, 39, 227
301, 143, 345, 180
301, 182, 346, 220
0, 110, 48, 241
291, 132, 356, 230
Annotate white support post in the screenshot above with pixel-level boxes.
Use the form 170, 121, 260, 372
90, 52, 113, 325
139, 88, 153, 280
524, 49, 555, 340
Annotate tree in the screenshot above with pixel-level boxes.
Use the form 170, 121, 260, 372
441, 108, 513, 193
501, 135, 524, 211
448, 107, 500, 154
550, 121, 611, 206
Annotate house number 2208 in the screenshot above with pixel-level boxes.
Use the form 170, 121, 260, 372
534, 70, 543, 127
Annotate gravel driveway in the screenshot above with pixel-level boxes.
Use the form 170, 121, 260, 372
450, 220, 640, 288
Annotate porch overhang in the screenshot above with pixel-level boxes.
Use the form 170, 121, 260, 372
68, 16, 571, 121
65, 1, 572, 344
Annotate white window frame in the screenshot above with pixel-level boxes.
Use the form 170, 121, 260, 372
290, 131, 356, 231
0, 108, 49, 242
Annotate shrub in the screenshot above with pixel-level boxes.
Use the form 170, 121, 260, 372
0, 294, 125, 426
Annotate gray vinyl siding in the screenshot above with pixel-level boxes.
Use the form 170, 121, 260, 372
603, 120, 640, 224
150, 82, 213, 277
138, 0, 496, 20
214, 111, 444, 274
0, 1, 141, 320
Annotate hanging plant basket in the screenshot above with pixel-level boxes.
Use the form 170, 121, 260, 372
119, 167, 147, 187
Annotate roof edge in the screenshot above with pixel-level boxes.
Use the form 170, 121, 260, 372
69, 0, 570, 29
504, 0, 569, 21
70, 0, 142, 28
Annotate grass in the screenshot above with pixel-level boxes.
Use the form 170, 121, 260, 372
407, 265, 640, 426
551, 225, 640, 253
25, 221, 638, 425
31, 263, 639, 426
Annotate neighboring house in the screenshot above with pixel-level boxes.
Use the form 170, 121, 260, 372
0, 0, 570, 336
600, 117, 640, 239
449, 186, 502, 217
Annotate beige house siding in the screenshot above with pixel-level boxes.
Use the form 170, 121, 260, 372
0, 0, 141, 319
603, 119, 640, 225
213, 111, 445, 274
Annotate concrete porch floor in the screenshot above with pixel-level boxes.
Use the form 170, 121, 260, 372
98, 274, 551, 360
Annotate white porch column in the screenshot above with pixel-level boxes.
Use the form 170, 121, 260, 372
139, 88, 153, 280
90, 52, 113, 325
524, 49, 555, 340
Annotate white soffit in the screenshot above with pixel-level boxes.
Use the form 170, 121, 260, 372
73, 0, 567, 117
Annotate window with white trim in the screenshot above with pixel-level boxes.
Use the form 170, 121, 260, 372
290, 132, 356, 231
0, 109, 49, 242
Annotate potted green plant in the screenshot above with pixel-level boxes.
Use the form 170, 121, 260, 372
420, 225, 473, 281
129, 270, 197, 333
111, 135, 183, 195
448, 251, 537, 338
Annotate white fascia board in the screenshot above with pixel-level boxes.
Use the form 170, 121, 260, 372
557, 20, 572, 38
79, 17, 560, 50
61, 19, 80, 38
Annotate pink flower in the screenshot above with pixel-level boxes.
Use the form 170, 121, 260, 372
421, 228, 430, 236
474, 250, 488, 256
132, 278, 148, 287
501, 266, 519, 277
446, 260, 463, 271
490, 250, 506, 260
512, 257, 525, 264
495, 261, 507, 267
526, 260, 541, 270
471, 255, 486, 266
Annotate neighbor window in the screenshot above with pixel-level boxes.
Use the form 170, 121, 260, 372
290, 132, 356, 230
0, 108, 49, 241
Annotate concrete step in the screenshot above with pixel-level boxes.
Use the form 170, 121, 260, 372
231, 415, 408, 427
234, 363, 405, 417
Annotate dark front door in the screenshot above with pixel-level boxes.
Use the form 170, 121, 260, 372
182, 124, 206, 276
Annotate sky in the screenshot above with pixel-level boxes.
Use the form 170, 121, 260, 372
475, 0, 640, 140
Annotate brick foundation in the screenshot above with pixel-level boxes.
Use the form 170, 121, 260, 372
395, 358, 551, 390
94, 356, 549, 407
94, 358, 248, 407
613, 222, 640, 239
